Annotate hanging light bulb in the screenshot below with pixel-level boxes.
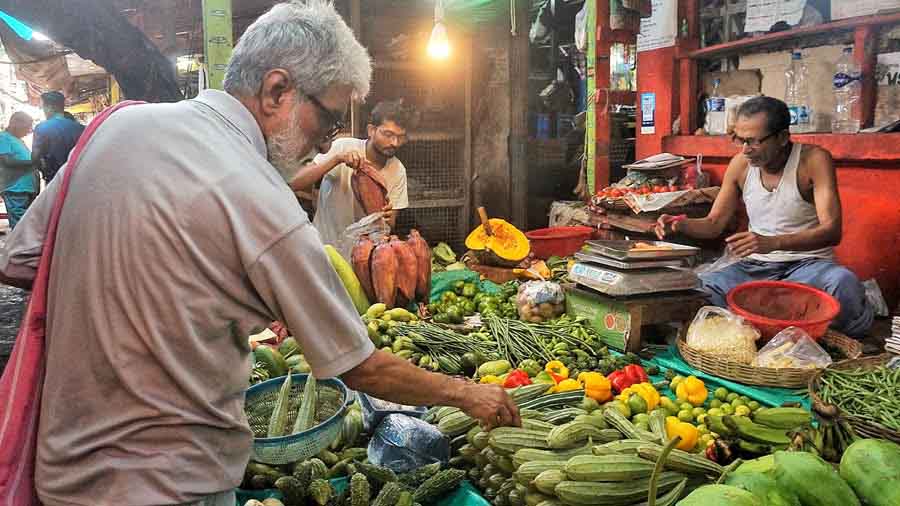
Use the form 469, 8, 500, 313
427, 0, 450, 59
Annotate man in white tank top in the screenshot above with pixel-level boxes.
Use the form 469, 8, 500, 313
656, 97, 872, 338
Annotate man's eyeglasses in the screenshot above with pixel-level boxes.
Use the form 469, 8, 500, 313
731, 130, 782, 149
376, 127, 408, 144
305, 94, 345, 140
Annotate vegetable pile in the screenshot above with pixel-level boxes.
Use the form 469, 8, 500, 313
351, 230, 432, 309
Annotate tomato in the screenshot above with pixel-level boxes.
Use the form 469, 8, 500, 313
609, 189, 623, 198
668, 185, 678, 192
653, 185, 666, 193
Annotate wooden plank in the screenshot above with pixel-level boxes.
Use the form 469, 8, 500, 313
662, 133, 900, 162
509, 0, 530, 229
679, 0, 700, 135
593, 0, 612, 191
854, 25, 876, 130
686, 12, 900, 60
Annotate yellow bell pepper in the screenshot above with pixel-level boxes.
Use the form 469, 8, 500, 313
545, 360, 569, 382
479, 375, 503, 385
616, 382, 660, 411
578, 372, 612, 402
553, 378, 583, 393
666, 416, 699, 452
675, 376, 708, 407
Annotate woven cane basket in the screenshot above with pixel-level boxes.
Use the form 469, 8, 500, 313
677, 329, 861, 388
808, 354, 900, 444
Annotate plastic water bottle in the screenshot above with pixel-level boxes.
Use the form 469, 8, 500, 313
832, 47, 861, 134
785, 52, 813, 133
705, 79, 727, 135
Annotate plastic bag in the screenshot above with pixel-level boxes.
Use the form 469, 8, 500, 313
686, 306, 760, 364
367, 414, 450, 473
755, 326, 833, 369
335, 212, 389, 262
574, 1, 589, 51
694, 250, 741, 276
516, 281, 565, 323
358, 393, 427, 432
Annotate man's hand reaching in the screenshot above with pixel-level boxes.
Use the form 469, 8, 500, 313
455, 382, 521, 431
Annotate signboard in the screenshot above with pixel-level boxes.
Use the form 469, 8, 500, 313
744, 0, 806, 33
202, 0, 233, 91
640, 92, 656, 135
637, 0, 677, 52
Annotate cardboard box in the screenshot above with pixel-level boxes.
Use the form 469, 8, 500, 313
832, 0, 900, 20
740, 45, 846, 132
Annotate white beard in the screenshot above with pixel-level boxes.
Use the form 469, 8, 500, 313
267, 106, 316, 182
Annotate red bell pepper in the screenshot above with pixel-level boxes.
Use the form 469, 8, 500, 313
503, 369, 532, 388
607, 370, 630, 394
623, 364, 649, 384
608, 365, 649, 394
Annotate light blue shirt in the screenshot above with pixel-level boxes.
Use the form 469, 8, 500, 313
0, 131, 35, 193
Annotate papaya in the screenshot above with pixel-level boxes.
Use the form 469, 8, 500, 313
325, 245, 370, 315
676, 484, 763, 506
840, 438, 900, 506
725, 471, 800, 506
734, 454, 774, 475
773, 451, 860, 506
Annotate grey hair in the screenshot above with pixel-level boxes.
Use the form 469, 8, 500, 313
223, 0, 371, 100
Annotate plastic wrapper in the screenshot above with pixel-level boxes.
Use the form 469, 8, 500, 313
755, 326, 833, 369
367, 414, 450, 473
686, 306, 760, 364
359, 393, 427, 432
516, 281, 565, 323
335, 212, 389, 262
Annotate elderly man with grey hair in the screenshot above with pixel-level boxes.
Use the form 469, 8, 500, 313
0, 2, 518, 505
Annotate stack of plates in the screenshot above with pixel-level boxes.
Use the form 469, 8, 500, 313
886, 316, 900, 355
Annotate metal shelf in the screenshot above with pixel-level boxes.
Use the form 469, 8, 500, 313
687, 12, 900, 60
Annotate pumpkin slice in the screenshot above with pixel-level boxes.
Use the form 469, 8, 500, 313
465, 218, 530, 267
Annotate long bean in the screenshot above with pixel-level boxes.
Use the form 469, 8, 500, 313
820, 366, 900, 430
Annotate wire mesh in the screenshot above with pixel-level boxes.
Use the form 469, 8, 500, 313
395, 206, 465, 252
401, 138, 466, 199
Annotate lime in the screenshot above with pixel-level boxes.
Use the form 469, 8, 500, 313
695, 414, 707, 426
634, 421, 651, 432
680, 402, 694, 413
709, 399, 723, 409
692, 407, 707, 418
706, 408, 723, 417
721, 404, 735, 415
714, 387, 729, 401
739, 396, 751, 404
699, 434, 714, 447
696, 424, 709, 434
735, 405, 751, 417
748, 401, 761, 412
677, 409, 694, 423
731, 398, 746, 408
660, 397, 679, 415
726, 393, 739, 403
627, 394, 649, 416
632, 413, 651, 425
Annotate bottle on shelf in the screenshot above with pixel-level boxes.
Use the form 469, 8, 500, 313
785, 51, 813, 134
832, 47, 861, 134
705, 78, 727, 135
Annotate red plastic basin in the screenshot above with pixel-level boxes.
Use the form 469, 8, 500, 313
526, 226, 594, 259
726, 280, 841, 340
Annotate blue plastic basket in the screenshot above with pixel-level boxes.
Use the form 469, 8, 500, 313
245, 373, 353, 465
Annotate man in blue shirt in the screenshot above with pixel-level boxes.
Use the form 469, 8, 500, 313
32, 91, 85, 184
0, 112, 37, 230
